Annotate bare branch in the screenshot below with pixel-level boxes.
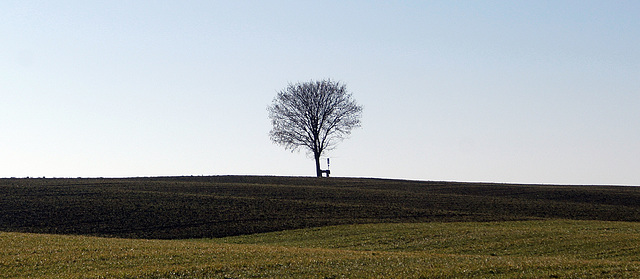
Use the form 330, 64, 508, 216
267, 79, 363, 177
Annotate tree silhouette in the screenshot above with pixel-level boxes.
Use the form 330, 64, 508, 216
268, 79, 362, 177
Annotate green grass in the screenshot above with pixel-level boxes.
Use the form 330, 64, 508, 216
2, 176, 640, 277
2, 220, 640, 278
210, 219, 640, 260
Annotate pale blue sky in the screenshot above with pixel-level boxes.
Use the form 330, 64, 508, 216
2, 1, 639, 185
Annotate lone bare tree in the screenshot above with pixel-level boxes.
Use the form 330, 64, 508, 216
268, 79, 363, 177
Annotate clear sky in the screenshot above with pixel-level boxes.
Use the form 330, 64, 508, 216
2, 1, 639, 185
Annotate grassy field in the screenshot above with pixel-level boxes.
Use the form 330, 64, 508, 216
2, 220, 640, 278
1, 176, 640, 278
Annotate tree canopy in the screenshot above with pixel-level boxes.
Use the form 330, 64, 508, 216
268, 79, 362, 177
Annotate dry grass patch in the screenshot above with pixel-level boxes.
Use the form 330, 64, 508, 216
2, 220, 640, 278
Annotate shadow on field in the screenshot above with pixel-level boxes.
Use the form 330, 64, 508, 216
1, 176, 639, 239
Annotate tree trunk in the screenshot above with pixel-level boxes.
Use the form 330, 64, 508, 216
314, 153, 322, 177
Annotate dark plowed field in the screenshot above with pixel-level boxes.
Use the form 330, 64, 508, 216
1, 176, 639, 239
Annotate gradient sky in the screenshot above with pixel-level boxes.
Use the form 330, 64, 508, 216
2, 1, 639, 185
